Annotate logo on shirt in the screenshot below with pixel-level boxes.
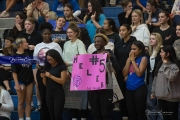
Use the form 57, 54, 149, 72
57, 5, 63, 12
129, 63, 138, 75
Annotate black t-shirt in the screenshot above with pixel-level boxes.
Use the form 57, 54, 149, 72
118, 12, 132, 26
51, 30, 67, 50
107, 32, 121, 46
46, 64, 66, 91
65, 17, 78, 22
11, 52, 33, 85
18, 30, 43, 56
153, 26, 176, 45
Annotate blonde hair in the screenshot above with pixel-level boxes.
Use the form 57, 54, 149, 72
149, 32, 163, 57
25, 17, 35, 24
132, 9, 144, 25
47, 11, 58, 20
15, 37, 25, 48
94, 33, 109, 44
68, 22, 81, 37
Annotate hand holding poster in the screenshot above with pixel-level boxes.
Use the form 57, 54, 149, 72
70, 54, 107, 91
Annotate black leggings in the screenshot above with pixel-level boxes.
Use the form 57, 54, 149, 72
126, 84, 148, 120
37, 70, 50, 120
46, 89, 65, 120
89, 89, 113, 120
0, 116, 10, 120
158, 99, 179, 120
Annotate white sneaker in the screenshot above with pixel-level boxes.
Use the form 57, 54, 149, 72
122, 117, 129, 120
4, 12, 10, 17
0, 10, 7, 17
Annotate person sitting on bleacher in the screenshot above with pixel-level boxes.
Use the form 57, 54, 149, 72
10, 13, 26, 40
144, 0, 161, 32
26, 0, 49, 24
64, 3, 78, 22
0, 0, 17, 17
118, 0, 133, 26
0, 37, 16, 94
84, 0, 106, 43
45, 11, 58, 30
0, 86, 14, 120
52, 0, 81, 17
131, 9, 150, 47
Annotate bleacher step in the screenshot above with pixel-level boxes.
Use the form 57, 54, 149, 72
0, 18, 15, 28
11, 111, 40, 120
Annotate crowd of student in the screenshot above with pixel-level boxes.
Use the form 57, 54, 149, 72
0, 0, 180, 120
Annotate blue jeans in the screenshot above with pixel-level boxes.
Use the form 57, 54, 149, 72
146, 73, 163, 120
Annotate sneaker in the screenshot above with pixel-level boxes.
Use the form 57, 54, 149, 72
0, 10, 7, 17
35, 105, 41, 111
4, 12, 10, 17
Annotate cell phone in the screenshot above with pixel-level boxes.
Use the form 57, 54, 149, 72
39, 65, 45, 73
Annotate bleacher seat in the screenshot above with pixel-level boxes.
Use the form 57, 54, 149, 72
103, 7, 123, 18
103, 7, 123, 27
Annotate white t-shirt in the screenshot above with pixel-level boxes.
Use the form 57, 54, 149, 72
150, 51, 156, 72
33, 42, 62, 66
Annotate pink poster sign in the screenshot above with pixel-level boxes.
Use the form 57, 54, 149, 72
70, 54, 107, 91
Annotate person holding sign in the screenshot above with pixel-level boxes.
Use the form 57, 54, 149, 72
122, 41, 148, 120
62, 22, 87, 120
89, 33, 120, 120
40, 49, 67, 120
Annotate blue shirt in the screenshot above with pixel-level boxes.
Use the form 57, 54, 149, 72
126, 56, 146, 90
86, 14, 106, 43
52, 0, 80, 17
140, 0, 147, 7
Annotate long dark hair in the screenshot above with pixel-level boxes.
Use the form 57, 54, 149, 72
85, 0, 103, 23
132, 41, 146, 56
154, 45, 180, 76
106, 18, 119, 33
44, 49, 66, 70
3, 37, 16, 56
79, 27, 91, 50
121, 24, 132, 35
160, 11, 172, 26
12, 13, 26, 39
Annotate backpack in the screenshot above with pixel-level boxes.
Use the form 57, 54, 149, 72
3, 29, 12, 40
